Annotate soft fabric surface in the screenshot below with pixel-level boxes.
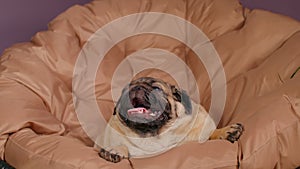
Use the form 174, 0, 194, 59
0, 0, 300, 168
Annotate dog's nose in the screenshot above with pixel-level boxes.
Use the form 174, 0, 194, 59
132, 90, 145, 99
131, 86, 146, 97
129, 86, 148, 106
130, 86, 145, 98
132, 86, 142, 91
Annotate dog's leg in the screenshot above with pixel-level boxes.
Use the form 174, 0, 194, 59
98, 145, 129, 163
209, 123, 244, 143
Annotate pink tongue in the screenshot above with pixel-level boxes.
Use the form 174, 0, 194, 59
127, 107, 149, 115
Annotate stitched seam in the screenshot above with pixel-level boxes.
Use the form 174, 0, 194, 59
7, 133, 77, 169
242, 120, 299, 162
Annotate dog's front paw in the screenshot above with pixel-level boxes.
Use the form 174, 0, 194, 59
225, 123, 244, 143
99, 148, 122, 163
209, 123, 244, 142
98, 145, 129, 163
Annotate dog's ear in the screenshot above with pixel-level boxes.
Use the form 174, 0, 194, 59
113, 97, 121, 116
113, 107, 117, 115
113, 97, 123, 116
171, 85, 192, 115
113, 85, 129, 116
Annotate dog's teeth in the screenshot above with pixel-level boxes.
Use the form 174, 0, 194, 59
150, 111, 161, 116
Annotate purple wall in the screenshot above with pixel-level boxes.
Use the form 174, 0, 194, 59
0, 0, 300, 55
240, 0, 300, 21
0, 0, 91, 55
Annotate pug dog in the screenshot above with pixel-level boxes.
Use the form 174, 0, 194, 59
97, 77, 244, 163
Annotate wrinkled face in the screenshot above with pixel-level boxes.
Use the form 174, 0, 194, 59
114, 77, 192, 136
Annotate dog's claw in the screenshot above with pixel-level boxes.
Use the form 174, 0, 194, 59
225, 123, 244, 143
99, 148, 122, 163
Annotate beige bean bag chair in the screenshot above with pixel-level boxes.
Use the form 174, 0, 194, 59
1, 0, 300, 168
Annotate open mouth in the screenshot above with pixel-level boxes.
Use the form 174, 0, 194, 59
116, 83, 172, 135
127, 107, 163, 120
117, 93, 171, 135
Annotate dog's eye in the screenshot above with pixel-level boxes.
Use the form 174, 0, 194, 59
152, 86, 162, 91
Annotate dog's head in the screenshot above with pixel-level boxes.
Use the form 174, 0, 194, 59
114, 77, 192, 136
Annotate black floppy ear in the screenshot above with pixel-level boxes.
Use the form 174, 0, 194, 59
113, 95, 121, 116
113, 85, 129, 115
171, 86, 192, 115
113, 107, 117, 115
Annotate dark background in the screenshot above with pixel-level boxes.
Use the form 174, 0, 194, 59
1, 0, 299, 54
